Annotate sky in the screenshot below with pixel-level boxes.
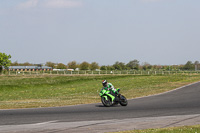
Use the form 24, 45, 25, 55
1, 0, 200, 66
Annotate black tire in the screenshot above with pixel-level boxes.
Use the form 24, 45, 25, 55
101, 96, 112, 107
119, 95, 128, 106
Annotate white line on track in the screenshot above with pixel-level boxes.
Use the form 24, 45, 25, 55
32, 120, 59, 126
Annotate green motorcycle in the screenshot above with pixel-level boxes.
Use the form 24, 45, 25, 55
99, 88, 128, 107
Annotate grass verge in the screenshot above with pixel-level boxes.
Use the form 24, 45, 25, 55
110, 125, 200, 133
0, 74, 200, 109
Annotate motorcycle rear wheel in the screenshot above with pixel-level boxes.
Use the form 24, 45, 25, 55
119, 95, 128, 106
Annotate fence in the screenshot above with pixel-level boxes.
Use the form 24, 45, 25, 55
1, 70, 200, 76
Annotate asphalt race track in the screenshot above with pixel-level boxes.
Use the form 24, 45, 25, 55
1, 81, 200, 133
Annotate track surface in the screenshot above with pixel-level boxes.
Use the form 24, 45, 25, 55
1, 81, 200, 132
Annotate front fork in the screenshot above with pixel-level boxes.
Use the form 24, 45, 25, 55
103, 93, 115, 102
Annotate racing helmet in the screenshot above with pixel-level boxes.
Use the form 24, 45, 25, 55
102, 80, 107, 87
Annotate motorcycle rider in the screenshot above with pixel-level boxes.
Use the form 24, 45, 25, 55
102, 80, 119, 95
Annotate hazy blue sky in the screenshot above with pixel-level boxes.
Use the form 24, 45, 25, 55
1, 0, 200, 65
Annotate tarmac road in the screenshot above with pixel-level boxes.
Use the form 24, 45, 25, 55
1, 81, 200, 133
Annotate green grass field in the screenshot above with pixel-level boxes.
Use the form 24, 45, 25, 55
110, 125, 200, 133
0, 74, 200, 109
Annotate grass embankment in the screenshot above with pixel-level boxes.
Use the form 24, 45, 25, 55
110, 125, 200, 133
0, 74, 200, 109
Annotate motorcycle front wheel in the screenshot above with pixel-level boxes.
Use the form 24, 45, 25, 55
101, 97, 112, 107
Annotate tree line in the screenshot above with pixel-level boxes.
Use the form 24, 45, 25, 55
0, 52, 199, 72
10, 60, 200, 71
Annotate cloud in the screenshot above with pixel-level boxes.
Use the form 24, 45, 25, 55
16, 0, 39, 9
16, 0, 82, 9
43, 0, 82, 8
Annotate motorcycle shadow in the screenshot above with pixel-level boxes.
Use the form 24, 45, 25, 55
95, 104, 120, 107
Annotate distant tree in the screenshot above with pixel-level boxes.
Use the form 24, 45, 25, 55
57, 63, 67, 69
163, 65, 169, 70
11, 61, 19, 66
23, 62, 33, 66
0, 52, 11, 72
90, 62, 99, 70
119, 62, 127, 70
80, 61, 90, 70
152, 65, 158, 70
141, 62, 150, 70
113, 61, 122, 70
183, 61, 194, 70
100, 65, 114, 70
113, 61, 128, 70
147, 65, 152, 70
107, 65, 115, 70
100, 65, 107, 70
126, 60, 139, 70
45, 62, 56, 68
11, 61, 34, 66
67, 61, 78, 70
171, 65, 180, 71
